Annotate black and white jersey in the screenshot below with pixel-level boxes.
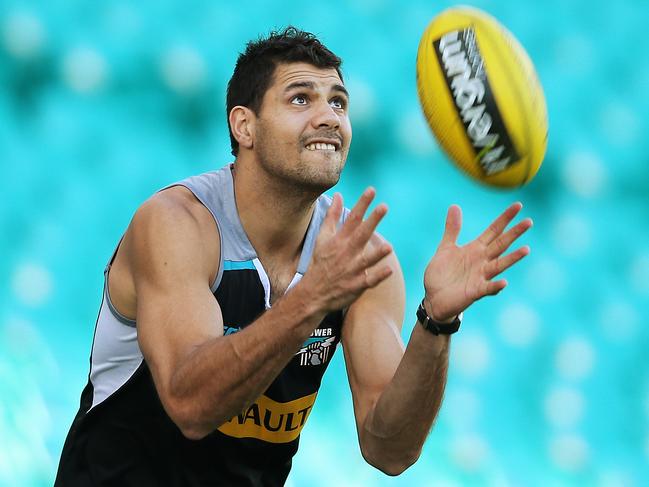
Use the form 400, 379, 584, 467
55, 164, 347, 486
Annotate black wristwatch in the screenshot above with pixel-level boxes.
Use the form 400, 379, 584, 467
416, 299, 462, 335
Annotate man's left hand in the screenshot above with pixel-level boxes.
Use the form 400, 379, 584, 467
423, 202, 532, 322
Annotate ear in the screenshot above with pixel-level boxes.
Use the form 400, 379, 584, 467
229, 106, 255, 151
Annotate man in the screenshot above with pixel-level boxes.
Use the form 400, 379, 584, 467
55, 27, 531, 486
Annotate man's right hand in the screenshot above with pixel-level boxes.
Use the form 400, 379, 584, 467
301, 188, 394, 313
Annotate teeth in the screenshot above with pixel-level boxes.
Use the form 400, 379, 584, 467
306, 142, 336, 151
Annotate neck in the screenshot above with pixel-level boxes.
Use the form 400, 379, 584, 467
231, 160, 318, 266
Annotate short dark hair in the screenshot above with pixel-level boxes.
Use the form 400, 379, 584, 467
226, 26, 343, 156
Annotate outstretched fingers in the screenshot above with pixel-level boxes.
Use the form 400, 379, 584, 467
487, 217, 533, 258
485, 245, 530, 280
341, 187, 376, 237
365, 263, 393, 288
357, 240, 394, 288
351, 203, 388, 248
361, 240, 393, 270
478, 202, 523, 245
323, 193, 343, 233
441, 204, 462, 246
484, 279, 508, 296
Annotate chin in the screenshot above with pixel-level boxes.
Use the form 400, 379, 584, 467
285, 156, 340, 191
260, 151, 346, 197
310, 165, 344, 191
299, 174, 341, 195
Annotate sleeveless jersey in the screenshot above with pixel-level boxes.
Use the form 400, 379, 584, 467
55, 164, 348, 486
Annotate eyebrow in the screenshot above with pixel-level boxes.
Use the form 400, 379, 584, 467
284, 81, 349, 98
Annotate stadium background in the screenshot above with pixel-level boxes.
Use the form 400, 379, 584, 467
1, 0, 648, 485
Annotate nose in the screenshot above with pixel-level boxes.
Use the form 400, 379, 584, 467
310, 100, 340, 130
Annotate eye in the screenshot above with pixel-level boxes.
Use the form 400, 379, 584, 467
330, 97, 347, 110
291, 95, 308, 105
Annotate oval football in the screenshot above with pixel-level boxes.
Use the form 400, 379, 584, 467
416, 6, 548, 188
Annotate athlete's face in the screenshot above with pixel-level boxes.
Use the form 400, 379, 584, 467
253, 62, 352, 193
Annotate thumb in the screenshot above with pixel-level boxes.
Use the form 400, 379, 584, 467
441, 204, 462, 245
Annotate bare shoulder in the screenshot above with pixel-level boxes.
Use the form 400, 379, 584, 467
134, 186, 219, 277
107, 185, 220, 319
115, 186, 221, 292
134, 186, 217, 235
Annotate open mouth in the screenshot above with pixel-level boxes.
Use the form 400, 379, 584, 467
305, 142, 337, 152
304, 138, 341, 152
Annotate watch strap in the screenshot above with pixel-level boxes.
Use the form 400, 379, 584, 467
417, 299, 462, 335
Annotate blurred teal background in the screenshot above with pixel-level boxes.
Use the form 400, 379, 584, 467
1, 0, 648, 485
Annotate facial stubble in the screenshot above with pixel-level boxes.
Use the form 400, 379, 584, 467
255, 120, 347, 196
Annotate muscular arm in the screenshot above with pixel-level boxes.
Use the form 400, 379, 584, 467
127, 190, 325, 439
361, 324, 450, 474
344, 203, 532, 475
343, 241, 449, 476
126, 188, 392, 440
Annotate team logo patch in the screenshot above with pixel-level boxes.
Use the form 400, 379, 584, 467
224, 325, 336, 367
297, 328, 336, 366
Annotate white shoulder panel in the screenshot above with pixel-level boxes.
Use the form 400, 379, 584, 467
89, 292, 143, 410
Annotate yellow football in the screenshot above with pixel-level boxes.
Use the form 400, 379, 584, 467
416, 6, 548, 188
